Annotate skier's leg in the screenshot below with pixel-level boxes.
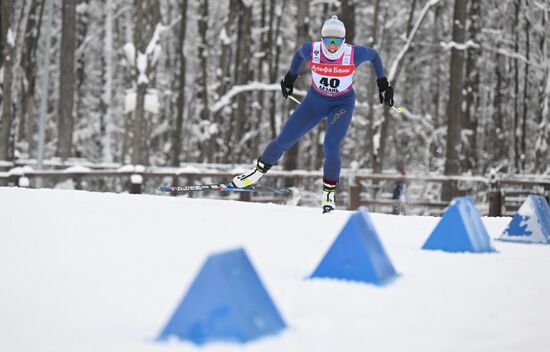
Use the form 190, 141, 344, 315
260, 95, 324, 166
320, 100, 355, 212
233, 95, 323, 187
322, 100, 355, 181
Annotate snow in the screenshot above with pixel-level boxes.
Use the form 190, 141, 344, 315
7, 166, 33, 176
118, 164, 136, 172
440, 40, 480, 51
1, 188, 550, 352
137, 52, 149, 84
17, 177, 30, 187
145, 24, 165, 56
117, 164, 146, 173
62, 165, 92, 173
7, 28, 15, 47
123, 42, 136, 66
125, 91, 159, 114
130, 174, 143, 184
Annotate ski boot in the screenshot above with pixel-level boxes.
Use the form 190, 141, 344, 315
321, 178, 337, 213
232, 159, 272, 188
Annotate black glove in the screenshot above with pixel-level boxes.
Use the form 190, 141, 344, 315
377, 77, 394, 107
280, 72, 297, 99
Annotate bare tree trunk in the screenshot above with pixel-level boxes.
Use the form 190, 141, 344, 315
0, 0, 14, 161
283, 0, 310, 174
366, 0, 381, 168
493, 45, 506, 165
521, 0, 530, 172
56, 0, 76, 161
339, 0, 355, 44
171, 0, 187, 167
379, 0, 417, 173
74, 0, 89, 158
19, 0, 43, 158
535, 9, 548, 173
464, 0, 481, 173
231, 0, 253, 163
131, 0, 161, 165
268, 0, 288, 140
214, 0, 236, 162
511, 0, 521, 172
131, 0, 145, 165
198, 0, 213, 162
442, 0, 468, 201
253, 0, 268, 155
373, 0, 423, 173
431, 6, 442, 132
99, 0, 114, 162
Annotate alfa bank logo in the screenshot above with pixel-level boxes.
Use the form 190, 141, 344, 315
310, 64, 353, 75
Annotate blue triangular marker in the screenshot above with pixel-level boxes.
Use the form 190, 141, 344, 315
422, 196, 495, 253
157, 248, 286, 345
311, 207, 397, 285
499, 195, 550, 244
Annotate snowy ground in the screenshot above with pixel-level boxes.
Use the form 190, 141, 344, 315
1, 187, 549, 352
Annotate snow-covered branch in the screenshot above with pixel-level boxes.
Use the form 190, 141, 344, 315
388, 0, 445, 82
439, 40, 480, 51
209, 82, 306, 113
490, 47, 547, 70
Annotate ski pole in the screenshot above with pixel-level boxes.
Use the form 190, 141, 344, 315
392, 105, 404, 113
288, 95, 301, 105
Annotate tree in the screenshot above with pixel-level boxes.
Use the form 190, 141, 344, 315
230, 0, 253, 162
442, 0, 468, 200
100, 0, 114, 162
131, 0, 146, 165
374, 0, 438, 173
56, 0, 76, 160
366, 0, 381, 168
131, 0, 160, 165
0, 0, 14, 161
18, 0, 43, 158
171, 0, 187, 167
283, 0, 310, 174
197, 0, 212, 161
267, 0, 288, 140
339, 0, 356, 44
463, 0, 481, 172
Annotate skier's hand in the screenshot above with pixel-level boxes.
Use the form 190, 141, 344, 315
377, 77, 394, 107
280, 72, 297, 99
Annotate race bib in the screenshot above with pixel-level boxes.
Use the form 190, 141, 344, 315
308, 41, 356, 97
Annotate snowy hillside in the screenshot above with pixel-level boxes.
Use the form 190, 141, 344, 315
1, 187, 549, 352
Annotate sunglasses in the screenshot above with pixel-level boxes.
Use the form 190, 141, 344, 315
323, 37, 344, 46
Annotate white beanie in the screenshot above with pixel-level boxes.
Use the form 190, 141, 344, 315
321, 15, 346, 38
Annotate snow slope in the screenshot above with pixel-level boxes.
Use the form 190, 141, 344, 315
1, 187, 549, 352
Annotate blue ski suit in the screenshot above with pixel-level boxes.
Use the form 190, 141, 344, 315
260, 42, 386, 183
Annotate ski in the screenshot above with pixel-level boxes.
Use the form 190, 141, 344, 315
322, 205, 335, 214
157, 183, 291, 195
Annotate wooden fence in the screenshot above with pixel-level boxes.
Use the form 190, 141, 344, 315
1, 163, 549, 216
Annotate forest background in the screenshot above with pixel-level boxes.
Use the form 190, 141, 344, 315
0, 0, 549, 198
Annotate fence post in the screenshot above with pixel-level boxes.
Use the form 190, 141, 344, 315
239, 191, 251, 202
170, 175, 179, 197
349, 176, 360, 210
488, 168, 502, 216
74, 176, 83, 190
130, 174, 143, 194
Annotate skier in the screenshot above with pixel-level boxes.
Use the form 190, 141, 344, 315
232, 15, 395, 213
